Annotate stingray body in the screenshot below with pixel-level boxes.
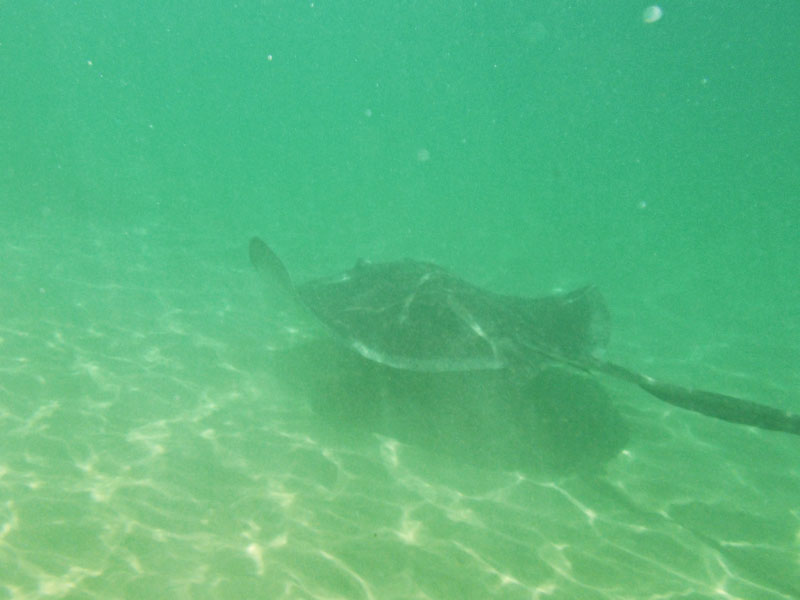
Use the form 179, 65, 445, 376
297, 257, 610, 373
250, 237, 800, 442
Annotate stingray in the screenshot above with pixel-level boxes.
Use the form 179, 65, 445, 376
249, 237, 800, 437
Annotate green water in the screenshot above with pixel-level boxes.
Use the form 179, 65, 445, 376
2, 2, 799, 598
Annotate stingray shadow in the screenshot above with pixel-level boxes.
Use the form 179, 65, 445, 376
267, 339, 629, 476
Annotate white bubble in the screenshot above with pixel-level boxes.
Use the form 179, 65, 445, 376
642, 5, 663, 24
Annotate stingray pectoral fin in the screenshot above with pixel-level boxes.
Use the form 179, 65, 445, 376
249, 237, 294, 293
595, 360, 800, 436
249, 236, 328, 335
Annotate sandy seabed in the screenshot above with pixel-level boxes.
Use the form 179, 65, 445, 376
1, 219, 798, 600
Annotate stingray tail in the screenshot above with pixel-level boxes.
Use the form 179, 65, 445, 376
593, 360, 800, 436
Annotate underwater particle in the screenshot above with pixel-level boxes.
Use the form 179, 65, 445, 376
522, 21, 548, 44
416, 148, 431, 162
643, 5, 663, 23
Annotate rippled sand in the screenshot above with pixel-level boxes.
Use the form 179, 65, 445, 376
1, 220, 798, 599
